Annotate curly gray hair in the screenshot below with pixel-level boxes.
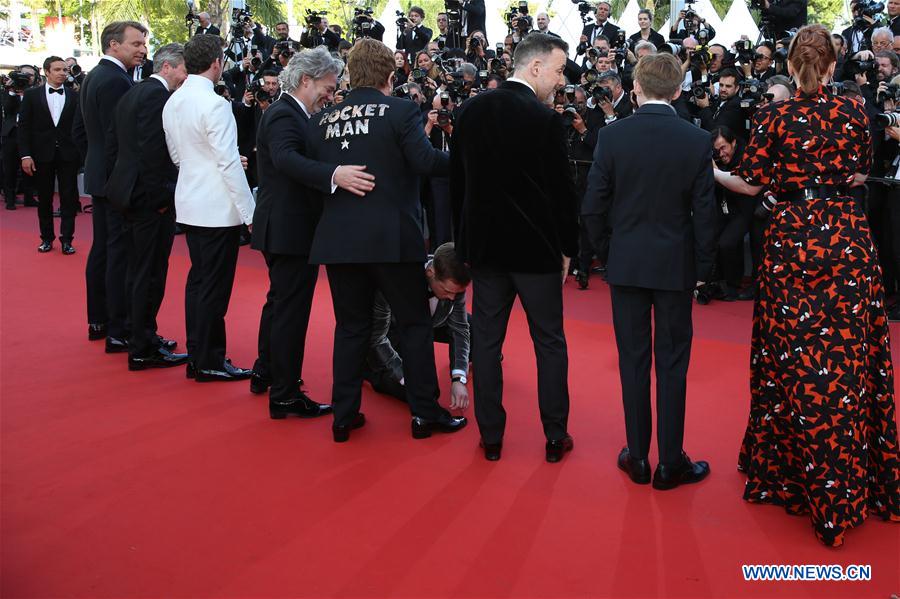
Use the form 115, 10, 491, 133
279, 46, 344, 93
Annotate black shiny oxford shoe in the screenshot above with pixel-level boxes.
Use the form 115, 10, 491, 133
479, 440, 502, 461
652, 452, 710, 490
411, 415, 467, 439
157, 335, 177, 351
105, 336, 129, 353
61, 243, 75, 255
88, 324, 107, 341
269, 393, 332, 419
194, 359, 253, 382
617, 447, 651, 484
545, 435, 574, 463
128, 347, 190, 371
333, 412, 366, 443
37, 241, 52, 253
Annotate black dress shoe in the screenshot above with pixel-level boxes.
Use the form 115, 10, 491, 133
333, 413, 366, 443
576, 270, 589, 290
88, 323, 107, 341
5, 204, 15, 211
61, 243, 75, 255
652, 453, 710, 490
269, 393, 333, 419
105, 336, 129, 353
411, 414, 468, 439
37, 241, 52, 253
195, 360, 253, 382
545, 435, 574, 463
128, 347, 190, 371
157, 335, 177, 350
23, 198, 38, 207
479, 440, 502, 461
737, 286, 756, 301
617, 447, 651, 484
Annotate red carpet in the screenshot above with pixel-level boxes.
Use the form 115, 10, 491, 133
1, 206, 898, 598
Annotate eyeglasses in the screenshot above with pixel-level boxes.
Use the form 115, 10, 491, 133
753, 53, 771, 61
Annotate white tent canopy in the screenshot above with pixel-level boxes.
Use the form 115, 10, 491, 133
377, 0, 402, 49
717, 0, 760, 48
548, 2, 589, 58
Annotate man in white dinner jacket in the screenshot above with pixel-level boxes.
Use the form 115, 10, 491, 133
163, 34, 256, 382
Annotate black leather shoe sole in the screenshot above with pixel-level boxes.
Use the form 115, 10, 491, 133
480, 440, 502, 461
617, 448, 651, 484
195, 371, 252, 382
652, 460, 711, 491
411, 416, 467, 439
333, 413, 366, 443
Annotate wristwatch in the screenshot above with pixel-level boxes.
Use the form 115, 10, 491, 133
452, 375, 467, 384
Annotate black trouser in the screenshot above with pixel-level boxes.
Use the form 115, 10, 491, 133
426, 176, 452, 249
578, 219, 596, 274
325, 262, 447, 427
609, 284, 693, 467
183, 224, 241, 370
125, 207, 175, 357
717, 199, 753, 288
2, 134, 31, 205
34, 154, 79, 243
471, 269, 570, 445
867, 183, 894, 291
889, 185, 900, 291
85, 196, 129, 336
254, 252, 319, 403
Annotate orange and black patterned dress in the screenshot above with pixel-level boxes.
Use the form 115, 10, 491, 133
735, 86, 900, 546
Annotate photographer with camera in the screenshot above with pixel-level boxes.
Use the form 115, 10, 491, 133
300, 12, 341, 51
670, 3, 716, 42
224, 49, 262, 98
263, 40, 300, 73
580, 2, 620, 55
465, 30, 495, 70
843, 1, 881, 55
738, 42, 776, 81
397, 6, 433, 60
587, 71, 633, 128
424, 92, 457, 247
697, 68, 748, 139
756, 0, 808, 39
64, 57, 85, 90
234, 70, 279, 188
1, 67, 36, 210
349, 8, 385, 42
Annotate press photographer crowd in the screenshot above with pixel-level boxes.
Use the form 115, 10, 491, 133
2, 0, 899, 545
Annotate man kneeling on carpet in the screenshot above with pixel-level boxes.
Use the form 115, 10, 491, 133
364, 242, 471, 411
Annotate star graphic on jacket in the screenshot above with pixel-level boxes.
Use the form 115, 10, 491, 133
340, 139, 350, 150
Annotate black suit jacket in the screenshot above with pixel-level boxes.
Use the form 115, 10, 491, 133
398, 24, 433, 56
195, 24, 220, 36
463, 0, 486, 37
103, 77, 176, 214
307, 87, 448, 264
582, 104, 717, 291
582, 21, 621, 45
450, 81, 579, 274
629, 29, 666, 49
16, 85, 79, 163
129, 59, 153, 81
0, 93, 22, 139
765, 0, 808, 38
78, 58, 134, 196
252, 96, 336, 256
711, 96, 748, 139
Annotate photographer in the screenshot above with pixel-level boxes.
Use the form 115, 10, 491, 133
397, 6, 433, 60
890, 0, 900, 35
843, 1, 879, 55
465, 30, 495, 70
740, 42, 776, 81
580, 2, 620, 51
757, 0, 808, 39
2, 69, 32, 210
698, 68, 747, 139
424, 92, 456, 247
64, 57, 85, 90
364, 244, 471, 407
349, 8, 385, 42
227, 19, 260, 63
587, 71, 633, 128
224, 51, 261, 102
670, 5, 716, 42
263, 40, 300, 74
300, 13, 341, 51
876, 50, 900, 82
234, 70, 280, 188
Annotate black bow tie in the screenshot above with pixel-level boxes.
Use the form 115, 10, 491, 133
48, 87, 63, 95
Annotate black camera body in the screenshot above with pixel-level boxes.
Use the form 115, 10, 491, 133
876, 111, 900, 128
353, 7, 376, 38
437, 92, 454, 127
305, 9, 322, 27
2, 71, 31, 91
571, 0, 593, 24
248, 79, 271, 103
231, 5, 253, 37
506, 1, 532, 35
878, 83, 900, 105
738, 78, 771, 111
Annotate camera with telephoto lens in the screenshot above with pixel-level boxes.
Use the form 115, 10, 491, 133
477, 69, 490, 88
305, 9, 322, 27
876, 112, 900, 128
231, 5, 253, 37
854, 1, 884, 27
611, 30, 629, 63
1, 71, 31, 91
396, 10, 409, 28
353, 7, 376, 38
690, 45, 713, 69
560, 84, 580, 125
394, 82, 412, 97
274, 41, 296, 60
734, 39, 753, 63
490, 57, 507, 75
877, 83, 900, 105
64, 64, 82, 87
411, 67, 427, 83
847, 58, 878, 82
584, 68, 601, 84
506, 1, 533, 35
437, 92, 453, 127
682, 0, 701, 36
590, 83, 613, 105
571, 0, 594, 24
738, 78, 771, 110
691, 80, 710, 100
248, 79, 271, 103
754, 192, 778, 219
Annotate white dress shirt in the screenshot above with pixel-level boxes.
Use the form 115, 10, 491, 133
149, 74, 169, 92
162, 74, 255, 227
45, 83, 65, 126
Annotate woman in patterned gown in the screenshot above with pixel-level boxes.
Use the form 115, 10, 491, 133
713, 25, 900, 546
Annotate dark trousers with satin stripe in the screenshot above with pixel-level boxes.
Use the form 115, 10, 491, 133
183, 224, 240, 370
609, 284, 693, 466
85, 196, 129, 336
125, 208, 175, 357
34, 154, 79, 243
325, 262, 447, 427
254, 252, 319, 403
471, 269, 570, 444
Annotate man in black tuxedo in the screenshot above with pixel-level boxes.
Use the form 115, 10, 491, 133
17, 56, 80, 254
397, 6, 433, 60
582, 53, 717, 490
580, 2, 620, 51
104, 44, 190, 372
461, 0, 486, 40
759, 0, 808, 39
78, 21, 148, 348
129, 58, 153, 82
307, 39, 467, 443
696, 69, 747, 139
451, 33, 579, 463
251, 47, 375, 420
195, 12, 220, 36
1, 75, 34, 210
